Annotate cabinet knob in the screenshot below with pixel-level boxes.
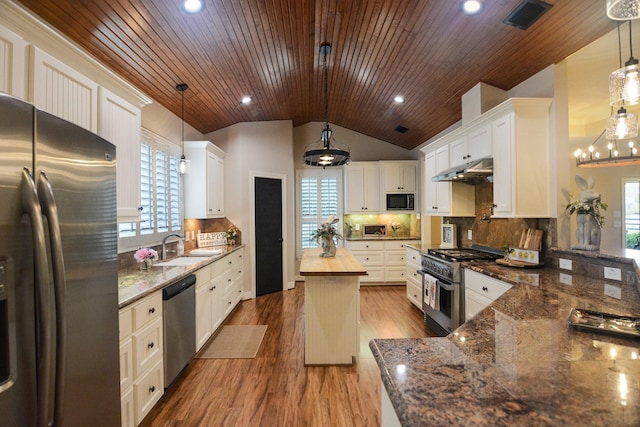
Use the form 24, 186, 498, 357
482, 286, 488, 292
401, 257, 404, 260
210, 286, 215, 291
228, 301, 232, 305
149, 386, 156, 393
365, 257, 369, 260
148, 342, 154, 349
138, 206, 144, 211
149, 307, 155, 314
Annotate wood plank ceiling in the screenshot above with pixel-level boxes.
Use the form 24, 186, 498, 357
16, 0, 616, 150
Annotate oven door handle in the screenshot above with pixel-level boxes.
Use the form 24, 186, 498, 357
438, 281, 455, 292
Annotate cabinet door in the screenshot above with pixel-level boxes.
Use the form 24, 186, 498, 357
0, 24, 27, 99
195, 283, 212, 351
449, 136, 468, 168
399, 165, 416, 192
468, 124, 491, 161
30, 46, 98, 132
206, 152, 224, 217
363, 166, 381, 211
346, 164, 380, 212
424, 151, 438, 214
434, 146, 451, 214
99, 88, 142, 222
465, 290, 492, 322
492, 113, 513, 216
383, 164, 402, 192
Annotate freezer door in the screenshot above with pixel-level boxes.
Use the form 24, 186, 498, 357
0, 94, 38, 426
35, 109, 120, 426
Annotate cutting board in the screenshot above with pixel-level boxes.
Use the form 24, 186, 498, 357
518, 229, 543, 251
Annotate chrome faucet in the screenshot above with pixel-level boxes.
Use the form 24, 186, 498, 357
161, 233, 184, 260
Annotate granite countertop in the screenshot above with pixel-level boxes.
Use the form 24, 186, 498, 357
118, 245, 245, 308
345, 236, 421, 241
370, 261, 640, 426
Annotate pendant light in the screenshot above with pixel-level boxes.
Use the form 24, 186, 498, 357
176, 83, 190, 174
610, 21, 640, 107
607, 0, 640, 20
303, 43, 350, 168
575, 128, 639, 168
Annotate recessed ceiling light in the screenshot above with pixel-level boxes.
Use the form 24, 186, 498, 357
241, 96, 253, 104
461, 0, 484, 15
393, 96, 405, 104
182, 0, 205, 14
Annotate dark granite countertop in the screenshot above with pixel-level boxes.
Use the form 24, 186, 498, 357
117, 245, 245, 308
370, 261, 640, 426
345, 236, 421, 241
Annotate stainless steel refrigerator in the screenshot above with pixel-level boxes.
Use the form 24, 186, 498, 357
0, 93, 120, 426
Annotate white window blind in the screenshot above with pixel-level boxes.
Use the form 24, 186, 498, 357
297, 169, 342, 258
140, 143, 154, 235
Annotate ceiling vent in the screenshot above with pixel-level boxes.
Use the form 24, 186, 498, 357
394, 125, 409, 134
503, 0, 553, 30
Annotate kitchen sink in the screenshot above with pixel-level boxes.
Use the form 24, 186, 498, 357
153, 257, 211, 267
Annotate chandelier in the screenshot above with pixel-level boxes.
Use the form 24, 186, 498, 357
575, 128, 639, 167
303, 43, 350, 168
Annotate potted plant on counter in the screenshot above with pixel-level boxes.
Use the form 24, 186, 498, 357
310, 215, 342, 257
226, 225, 239, 245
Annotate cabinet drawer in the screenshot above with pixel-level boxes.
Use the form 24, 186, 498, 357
385, 266, 406, 282
406, 265, 422, 283
132, 316, 163, 377
465, 289, 493, 321
134, 358, 164, 425
406, 280, 423, 311
405, 247, 421, 265
347, 240, 384, 251
384, 251, 406, 265
384, 240, 412, 251
119, 337, 133, 391
360, 267, 384, 283
132, 292, 162, 329
351, 251, 384, 266
464, 269, 512, 301
121, 385, 135, 427
119, 307, 133, 341
223, 281, 242, 316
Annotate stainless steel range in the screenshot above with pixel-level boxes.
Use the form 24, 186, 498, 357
419, 245, 501, 336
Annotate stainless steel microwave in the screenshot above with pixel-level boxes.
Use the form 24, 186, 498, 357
386, 193, 414, 211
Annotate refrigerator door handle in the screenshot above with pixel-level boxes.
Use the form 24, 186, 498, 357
37, 171, 67, 426
20, 168, 55, 427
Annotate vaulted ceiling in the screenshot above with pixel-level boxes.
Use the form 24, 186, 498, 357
16, 0, 616, 150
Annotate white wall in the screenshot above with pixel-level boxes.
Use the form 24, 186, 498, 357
206, 120, 296, 294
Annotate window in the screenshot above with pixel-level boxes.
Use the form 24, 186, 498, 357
623, 178, 640, 249
119, 129, 182, 250
296, 169, 342, 258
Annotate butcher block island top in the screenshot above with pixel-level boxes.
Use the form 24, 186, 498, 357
300, 248, 367, 276
301, 248, 366, 365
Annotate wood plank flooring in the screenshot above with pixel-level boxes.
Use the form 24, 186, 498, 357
140, 284, 436, 427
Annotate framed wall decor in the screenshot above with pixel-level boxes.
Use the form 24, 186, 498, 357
440, 224, 457, 248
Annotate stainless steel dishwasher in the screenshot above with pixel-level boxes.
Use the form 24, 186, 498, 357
162, 274, 196, 388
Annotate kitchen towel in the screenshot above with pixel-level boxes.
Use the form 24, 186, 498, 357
423, 273, 439, 310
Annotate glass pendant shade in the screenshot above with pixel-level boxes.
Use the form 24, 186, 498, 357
606, 106, 638, 139
607, 0, 640, 20
610, 62, 640, 106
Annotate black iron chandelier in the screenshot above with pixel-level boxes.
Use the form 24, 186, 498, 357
303, 43, 350, 168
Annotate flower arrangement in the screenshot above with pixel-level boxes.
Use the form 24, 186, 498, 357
134, 247, 158, 263
565, 196, 608, 228
310, 223, 343, 242
226, 225, 239, 241
501, 244, 514, 259
390, 222, 401, 235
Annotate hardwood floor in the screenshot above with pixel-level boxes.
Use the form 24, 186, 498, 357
140, 284, 436, 427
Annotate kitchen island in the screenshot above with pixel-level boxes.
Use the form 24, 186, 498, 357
370, 261, 640, 426
300, 248, 367, 365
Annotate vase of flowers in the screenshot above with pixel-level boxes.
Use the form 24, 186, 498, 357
565, 175, 607, 251
310, 215, 342, 257
134, 247, 158, 270
390, 222, 401, 237
227, 225, 239, 245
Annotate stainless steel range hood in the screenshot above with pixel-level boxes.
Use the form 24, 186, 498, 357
431, 157, 493, 184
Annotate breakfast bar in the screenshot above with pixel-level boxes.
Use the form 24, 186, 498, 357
300, 248, 367, 365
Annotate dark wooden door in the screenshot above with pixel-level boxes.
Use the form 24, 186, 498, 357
255, 177, 283, 296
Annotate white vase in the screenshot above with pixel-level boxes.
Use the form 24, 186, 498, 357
571, 213, 601, 251
320, 236, 336, 257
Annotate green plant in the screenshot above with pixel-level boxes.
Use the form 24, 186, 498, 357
501, 244, 514, 258
565, 197, 608, 228
310, 224, 342, 242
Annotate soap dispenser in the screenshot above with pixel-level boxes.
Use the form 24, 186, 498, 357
177, 239, 185, 256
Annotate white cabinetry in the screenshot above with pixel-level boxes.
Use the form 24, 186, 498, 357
380, 161, 417, 193
424, 145, 474, 216
345, 162, 381, 213
345, 240, 418, 284
195, 248, 244, 351
464, 269, 512, 322
384, 240, 412, 282
0, 24, 27, 99
30, 46, 99, 132
119, 291, 164, 426
184, 141, 226, 219
450, 125, 492, 168
491, 99, 552, 218
405, 246, 423, 311
100, 88, 142, 222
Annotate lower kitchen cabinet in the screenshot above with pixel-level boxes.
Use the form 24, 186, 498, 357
345, 240, 418, 284
195, 247, 244, 351
463, 269, 512, 322
405, 246, 423, 311
119, 290, 164, 427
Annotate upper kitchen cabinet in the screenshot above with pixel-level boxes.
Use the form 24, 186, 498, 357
30, 46, 98, 132
491, 98, 552, 218
99, 88, 142, 223
424, 145, 474, 216
345, 162, 381, 213
380, 160, 417, 193
449, 124, 492, 168
0, 24, 28, 99
184, 141, 226, 219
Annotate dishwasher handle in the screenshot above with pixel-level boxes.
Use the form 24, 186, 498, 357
163, 275, 196, 300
